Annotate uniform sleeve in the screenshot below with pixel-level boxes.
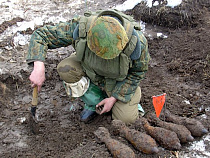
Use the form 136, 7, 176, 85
26, 19, 78, 64
111, 31, 150, 102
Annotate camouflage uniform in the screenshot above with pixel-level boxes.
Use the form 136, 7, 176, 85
27, 10, 150, 123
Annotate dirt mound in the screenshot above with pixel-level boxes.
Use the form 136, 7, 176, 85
126, 0, 210, 28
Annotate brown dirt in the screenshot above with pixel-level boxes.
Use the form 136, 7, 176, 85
0, 0, 209, 158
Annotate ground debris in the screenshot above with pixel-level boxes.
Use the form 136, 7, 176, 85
0, 82, 10, 95
126, 0, 210, 28
0, 17, 24, 34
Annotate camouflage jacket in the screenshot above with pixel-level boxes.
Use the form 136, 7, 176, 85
27, 17, 150, 103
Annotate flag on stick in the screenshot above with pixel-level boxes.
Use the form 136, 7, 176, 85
152, 93, 166, 118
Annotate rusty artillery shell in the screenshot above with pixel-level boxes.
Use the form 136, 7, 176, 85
146, 112, 194, 143
94, 127, 135, 158
112, 120, 159, 154
96, 105, 104, 114
135, 117, 181, 150
162, 109, 208, 137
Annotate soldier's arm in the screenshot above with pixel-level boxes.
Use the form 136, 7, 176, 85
27, 19, 78, 90
111, 31, 150, 102
26, 20, 78, 64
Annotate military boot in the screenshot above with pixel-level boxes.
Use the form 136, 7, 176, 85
80, 82, 107, 123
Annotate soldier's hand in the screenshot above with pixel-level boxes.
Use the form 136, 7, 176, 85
29, 61, 46, 91
96, 96, 117, 114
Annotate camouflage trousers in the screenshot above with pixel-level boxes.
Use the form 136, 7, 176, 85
57, 53, 141, 124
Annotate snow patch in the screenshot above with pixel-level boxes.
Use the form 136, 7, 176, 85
114, 0, 183, 11
184, 134, 210, 158
183, 100, 190, 105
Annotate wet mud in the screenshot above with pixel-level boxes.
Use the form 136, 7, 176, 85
0, 0, 209, 157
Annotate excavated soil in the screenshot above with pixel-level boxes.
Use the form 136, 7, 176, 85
0, 0, 209, 158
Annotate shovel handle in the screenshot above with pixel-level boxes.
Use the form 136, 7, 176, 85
32, 86, 38, 106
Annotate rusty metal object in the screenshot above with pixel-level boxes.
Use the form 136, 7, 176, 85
135, 117, 181, 150
162, 109, 208, 137
96, 105, 104, 114
146, 112, 194, 143
112, 120, 159, 154
94, 127, 135, 158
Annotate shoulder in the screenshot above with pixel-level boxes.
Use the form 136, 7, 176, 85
135, 30, 148, 46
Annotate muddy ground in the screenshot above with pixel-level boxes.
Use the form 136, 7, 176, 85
0, 0, 209, 157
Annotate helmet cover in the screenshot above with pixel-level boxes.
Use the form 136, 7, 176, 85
87, 16, 129, 59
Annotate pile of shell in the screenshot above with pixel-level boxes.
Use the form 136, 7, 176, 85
94, 110, 208, 158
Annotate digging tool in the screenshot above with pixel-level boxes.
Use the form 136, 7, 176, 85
28, 86, 40, 134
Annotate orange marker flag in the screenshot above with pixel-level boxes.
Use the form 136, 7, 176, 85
152, 93, 166, 118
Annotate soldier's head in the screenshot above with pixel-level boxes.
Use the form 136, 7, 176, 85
87, 16, 128, 59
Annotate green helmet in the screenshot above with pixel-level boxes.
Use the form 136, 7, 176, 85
87, 16, 129, 59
